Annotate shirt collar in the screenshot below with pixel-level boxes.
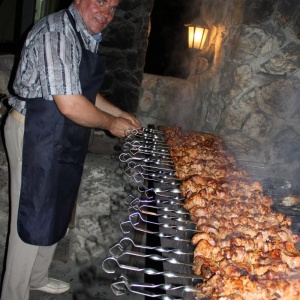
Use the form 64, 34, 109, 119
93, 33, 102, 42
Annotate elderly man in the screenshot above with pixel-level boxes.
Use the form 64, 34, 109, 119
0, 0, 141, 299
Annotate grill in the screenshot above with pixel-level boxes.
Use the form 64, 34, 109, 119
102, 126, 300, 300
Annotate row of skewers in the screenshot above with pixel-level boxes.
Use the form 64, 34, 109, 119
103, 127, 206, 300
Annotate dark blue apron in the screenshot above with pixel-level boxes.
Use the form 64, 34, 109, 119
18, 10, 104, 246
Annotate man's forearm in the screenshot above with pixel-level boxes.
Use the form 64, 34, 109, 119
95, 93, 141, 127
95, 93, 123, 117
53, 94, 116, 128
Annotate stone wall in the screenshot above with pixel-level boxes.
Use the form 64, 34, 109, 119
98, 0, 154, 113
138, 73, 198, 129
0, 54, 14, 95
138, 0, 300, 190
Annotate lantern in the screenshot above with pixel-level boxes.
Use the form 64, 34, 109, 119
186, 24, 209, 50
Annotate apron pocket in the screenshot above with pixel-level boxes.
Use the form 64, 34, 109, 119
54, 123, 90, 164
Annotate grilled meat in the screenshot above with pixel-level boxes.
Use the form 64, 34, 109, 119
163, 126, 300, 300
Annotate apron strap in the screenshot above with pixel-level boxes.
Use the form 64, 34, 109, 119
66, 9, 85, 49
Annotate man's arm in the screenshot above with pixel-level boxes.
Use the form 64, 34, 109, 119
53, 94, 140, 137
95, 93, 141, 127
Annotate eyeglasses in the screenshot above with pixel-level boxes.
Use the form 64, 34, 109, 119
96, 0, 117, 13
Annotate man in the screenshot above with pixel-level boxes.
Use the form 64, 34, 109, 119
0, 0, 141, 299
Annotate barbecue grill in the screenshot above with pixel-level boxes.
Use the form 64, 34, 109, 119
102, 126, 300, 300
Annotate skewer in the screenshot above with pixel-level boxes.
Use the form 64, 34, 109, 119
111, 275, 205, 300
125, 161, 177, 176
120, 220, 190, 242
134, 197, 185, 205
128, 207, 194, 225
125, 128, 167, 142
109, 237, 194, 257
125, 136, 168, 148
127, 140, 169, 151
108, 247, 194, 268
128, 212, 198, 233
125, 195, 184, 207
119, 153, 174, 166
129, 143, 170, 155
123, 140, 169, 151
124, 164, 177, 178
138, 186, 182, 199
132, 204, 190, 216
141, 127, 165, 135
124, 164, 180, 185
129, 147, 171, 157
102, 257, 202, 280
120, 152, 173, 163
128, 172, 182, 185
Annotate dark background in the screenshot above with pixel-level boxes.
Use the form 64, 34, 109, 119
144, 0, 201, 78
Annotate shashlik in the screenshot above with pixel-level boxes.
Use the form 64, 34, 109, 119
162, 126, 300, 300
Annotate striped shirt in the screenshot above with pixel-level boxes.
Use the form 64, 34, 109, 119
9, 4, 101, 115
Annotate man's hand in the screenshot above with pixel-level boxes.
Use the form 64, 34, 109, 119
119, 111, 141, 128
109, 116, 140, 137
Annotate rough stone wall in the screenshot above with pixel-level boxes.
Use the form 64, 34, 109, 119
138, 73, 197, 129
0, 54, 14, 95
196, 0, 300, 185
139, 0, 300, 189
99, 0, 154, 113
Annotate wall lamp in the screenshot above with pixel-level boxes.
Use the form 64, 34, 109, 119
185, 20, 215, 75
185, 23, 209, 50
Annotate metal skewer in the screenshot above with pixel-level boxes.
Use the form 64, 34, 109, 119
128, 212, 199, 233
124, 165, 179, 183
108, 247, 194, 268
125, 136, 168, 148
129, 147, 172, 157
125, 161, 177, 176
134, 197, 185, 206
132, 205, 190, 216
125, 195, 184, 206
109, 237, 194, 257
128, 172, 182, 185
119, 153, 174, 166
120, 220, 191, 242
128, 207, 194, 225
102, 257, 202, 280
129, 144, 170, 155
141, 127, 165, 135
111, 275, 203, 300
125, 128, 167, 142
138, 185, 182, 199
123, 140, 170, 152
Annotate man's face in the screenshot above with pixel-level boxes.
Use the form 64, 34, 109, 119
75, 0, 119, 35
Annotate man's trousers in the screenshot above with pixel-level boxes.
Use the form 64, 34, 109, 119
0, 113, 57, 300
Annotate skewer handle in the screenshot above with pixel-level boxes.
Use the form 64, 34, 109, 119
111, 275, 197, 299
109, 237, 194, 256
102, 257, 202, 280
